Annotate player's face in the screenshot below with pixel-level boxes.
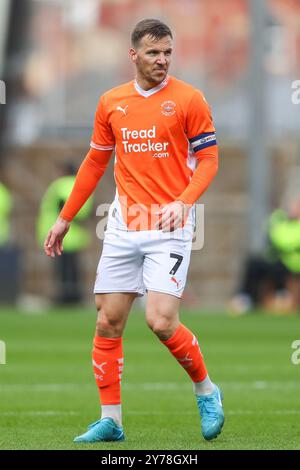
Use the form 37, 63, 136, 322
130, 35, 173, 88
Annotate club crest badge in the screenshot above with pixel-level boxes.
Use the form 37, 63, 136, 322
161, 100, 176, 116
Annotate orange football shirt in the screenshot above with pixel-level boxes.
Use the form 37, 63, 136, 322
90, 75, 217, 229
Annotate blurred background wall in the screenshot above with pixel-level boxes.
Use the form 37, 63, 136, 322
0, 0, 299, 308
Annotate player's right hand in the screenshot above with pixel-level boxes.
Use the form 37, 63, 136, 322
44, 217, 70, 258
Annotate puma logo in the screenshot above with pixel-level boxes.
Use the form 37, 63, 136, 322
178, 353, 193, 369
92, 360, 107, 374
116, 105, 128, 116
171, 276, 181, 289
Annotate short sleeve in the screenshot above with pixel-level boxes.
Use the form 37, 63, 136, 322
90, 95, 115, 151
186, 91, 217, 156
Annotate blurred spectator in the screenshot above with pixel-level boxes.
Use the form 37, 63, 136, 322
230, 194, 300, 314
37, 163, 94, 304
0, 182, 12, 246
0, 181, 21, 304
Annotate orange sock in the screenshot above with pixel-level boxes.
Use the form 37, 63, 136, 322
92, 336, 123, 405
161, 323, 207, 382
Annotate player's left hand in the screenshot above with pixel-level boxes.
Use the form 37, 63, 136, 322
155, 200, 191, 232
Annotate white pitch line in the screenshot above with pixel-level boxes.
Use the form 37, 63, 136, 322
0, 410, 299, 417
126, 410, 300, 416
0, 381, 299, 392
0, 411, 79, 416
227, 410, 300, 415
0, 384, 93, 392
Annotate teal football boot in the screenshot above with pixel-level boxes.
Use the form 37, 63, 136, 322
74, 417, 125, 443
196, 385, 224, 440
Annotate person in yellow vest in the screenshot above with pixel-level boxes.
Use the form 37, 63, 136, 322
0, 181, 12, 247
268, 196, 300, 311
37, 164, 94, 303
230, 195, 300, 314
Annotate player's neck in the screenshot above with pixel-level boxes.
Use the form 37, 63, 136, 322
135, 75, 166, 91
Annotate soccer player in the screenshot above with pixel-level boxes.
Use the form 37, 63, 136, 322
44, 19, 224, 443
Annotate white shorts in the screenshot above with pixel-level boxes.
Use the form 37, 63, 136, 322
94, 226, 193, 298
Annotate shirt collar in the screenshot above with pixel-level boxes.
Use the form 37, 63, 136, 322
134, 75, 170, 98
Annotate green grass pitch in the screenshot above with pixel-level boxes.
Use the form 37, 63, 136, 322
0, 307, 300, 450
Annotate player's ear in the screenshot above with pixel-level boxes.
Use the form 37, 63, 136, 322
129, 48, 137, 64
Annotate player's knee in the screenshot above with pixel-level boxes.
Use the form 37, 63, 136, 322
96, 312, 124, 337
147, 317, 176, 341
